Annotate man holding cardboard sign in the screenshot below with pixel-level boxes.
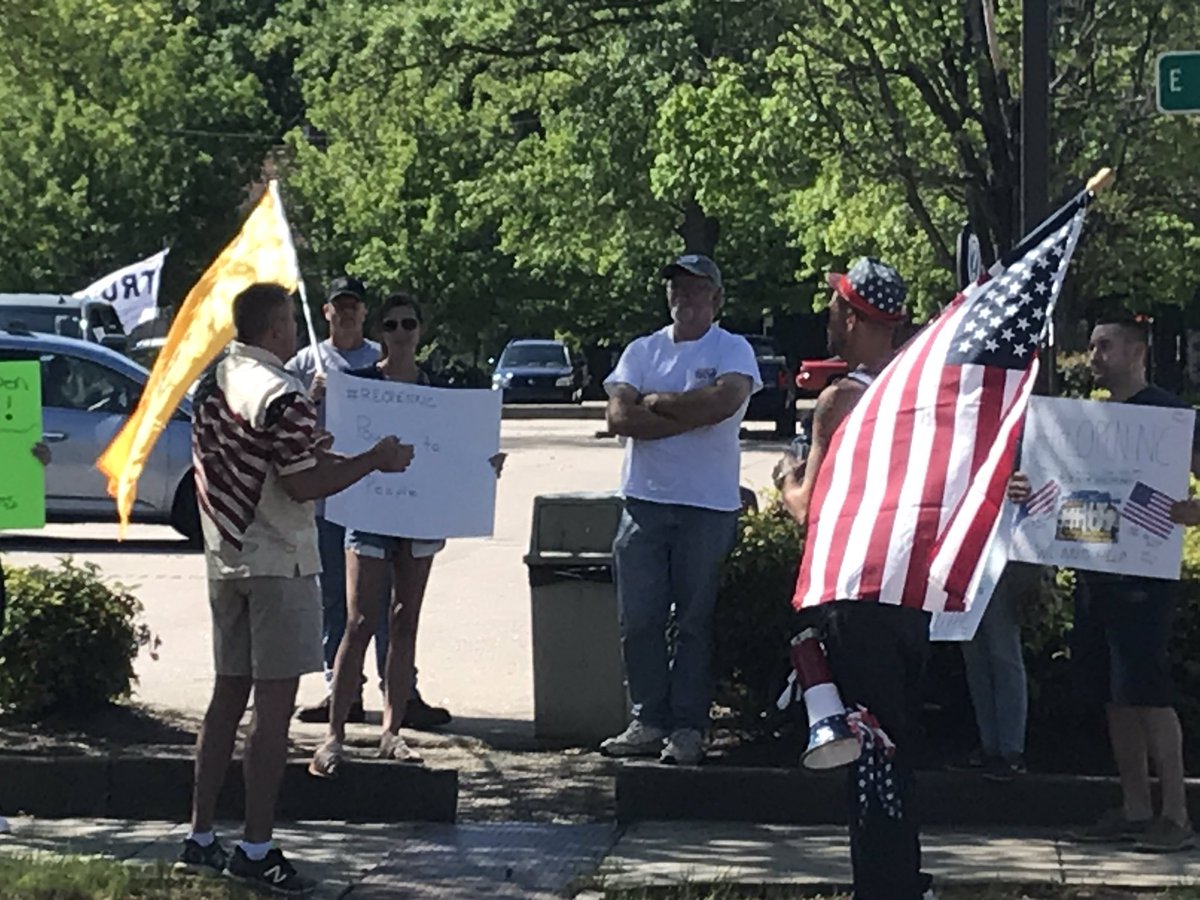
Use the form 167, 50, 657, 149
1009, 318, 1200, 852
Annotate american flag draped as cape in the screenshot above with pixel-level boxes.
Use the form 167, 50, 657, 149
794, 197, 1090, 614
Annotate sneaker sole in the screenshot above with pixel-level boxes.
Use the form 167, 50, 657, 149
599, 744, 665, 758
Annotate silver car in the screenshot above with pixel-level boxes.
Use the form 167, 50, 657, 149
0, 327, 198, 543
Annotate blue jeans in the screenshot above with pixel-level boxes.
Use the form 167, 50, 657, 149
317, 518, 389, 690
612, 499, 740, 732
961, 563, 1032, 757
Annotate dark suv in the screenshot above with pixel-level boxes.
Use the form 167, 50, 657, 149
742, 335, 797, 437
490, 339, 587, 403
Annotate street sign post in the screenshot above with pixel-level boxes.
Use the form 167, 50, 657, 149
1157, 52, 1200, 114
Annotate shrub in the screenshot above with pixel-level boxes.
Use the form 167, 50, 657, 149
713, 499, 803, 725
0, 558, 155, 717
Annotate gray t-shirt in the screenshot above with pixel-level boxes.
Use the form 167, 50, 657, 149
286, 338, 382, 426
285, 338, 381, 519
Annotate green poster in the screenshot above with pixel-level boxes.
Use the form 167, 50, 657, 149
0, 361, 45, 529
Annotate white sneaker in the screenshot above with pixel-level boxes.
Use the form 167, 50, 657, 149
660, 728, 705, 766
0, 815, 9, 834
599, 721, 669, 757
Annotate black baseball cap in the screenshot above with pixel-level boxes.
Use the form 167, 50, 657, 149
659, 253, 722, 288
325, 275, 367, 304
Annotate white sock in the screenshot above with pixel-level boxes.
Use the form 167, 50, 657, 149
187, 830, 214, 847
238, 839, 273, 861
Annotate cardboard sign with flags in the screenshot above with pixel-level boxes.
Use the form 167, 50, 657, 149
73, 248, 169, 334
794, 194, 1091, 616
1007, 395, 1194, 580
96, 182, 300, 535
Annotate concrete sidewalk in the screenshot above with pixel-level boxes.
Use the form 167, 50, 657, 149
3, 818, 1200, 897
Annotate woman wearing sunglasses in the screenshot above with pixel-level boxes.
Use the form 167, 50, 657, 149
310, 293, 505, 775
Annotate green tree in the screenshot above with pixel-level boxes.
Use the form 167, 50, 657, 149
278, 0, 817, 358
762, 0, 1200, 326
0, 0, 278, 301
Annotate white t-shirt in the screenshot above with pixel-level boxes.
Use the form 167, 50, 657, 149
605, 325, 762, 511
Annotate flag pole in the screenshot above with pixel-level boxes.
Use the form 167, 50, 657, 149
297, 280, 324, 376
269, 180, 325, 376
1001, 167, 1113, 267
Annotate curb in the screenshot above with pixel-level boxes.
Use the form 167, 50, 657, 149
502, 403, 607, 420
613, 762, 1189, 827
0, 754, 456, 823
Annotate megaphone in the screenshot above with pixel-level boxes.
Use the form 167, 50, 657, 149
790, 628, 861, 770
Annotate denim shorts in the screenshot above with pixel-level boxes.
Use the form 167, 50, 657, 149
344, 529, 445, 560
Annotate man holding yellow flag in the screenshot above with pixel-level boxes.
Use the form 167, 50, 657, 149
96, 185, 414, 894
180, 282, 414, 895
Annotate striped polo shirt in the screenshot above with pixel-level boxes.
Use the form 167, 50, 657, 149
192, 341, 322, 581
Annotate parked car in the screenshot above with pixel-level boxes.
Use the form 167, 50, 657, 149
0, 294, 127, 353
742, 335, 797, 438
491, 339, 586, 403
0, 327, 199, 543
796, 356, 850, 396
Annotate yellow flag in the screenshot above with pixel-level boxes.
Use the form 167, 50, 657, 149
97, 181, 299, 534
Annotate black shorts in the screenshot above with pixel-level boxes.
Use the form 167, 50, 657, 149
1073, 576, 1176, 708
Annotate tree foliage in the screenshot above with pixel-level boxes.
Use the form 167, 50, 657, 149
1, 0, 1196, 353
0, 0, 277, 295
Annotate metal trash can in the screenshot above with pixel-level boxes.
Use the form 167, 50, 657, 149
526, 491, 629, 743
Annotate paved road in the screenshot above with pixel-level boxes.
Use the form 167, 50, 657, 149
0, 419, 797, 726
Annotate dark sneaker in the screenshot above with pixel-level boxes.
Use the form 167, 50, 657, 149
226, 846, 316, 897
982, 754, 1026, 783
402, 694, 451, 730
176, 835, 230, 875
1070, 808, 1153, 843
1135, 817, 1196, 853
295, 695, 365, 724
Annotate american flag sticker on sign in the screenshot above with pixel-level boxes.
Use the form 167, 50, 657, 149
1120, 481, 1177, 541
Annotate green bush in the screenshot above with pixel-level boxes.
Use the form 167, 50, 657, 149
0, 558, 155, 717
713, 499, 803, 724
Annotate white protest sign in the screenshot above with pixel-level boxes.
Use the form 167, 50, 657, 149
73, 248, 169, 332
1008, 395, 1194, 579
323, 369, 503, 540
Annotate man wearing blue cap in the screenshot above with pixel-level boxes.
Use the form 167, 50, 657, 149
600, 253, 762, 766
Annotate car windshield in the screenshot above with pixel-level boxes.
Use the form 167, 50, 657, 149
0, 307, 60, 334
745, 336, 781, 358
499, 344, 569, 367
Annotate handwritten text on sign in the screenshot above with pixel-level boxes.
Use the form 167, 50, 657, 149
1008, 396, 1194, 579
0, 361, 46, 529
323, 370, 503, 540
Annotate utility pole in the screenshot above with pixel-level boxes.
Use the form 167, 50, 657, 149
1023, 0, 1053, 393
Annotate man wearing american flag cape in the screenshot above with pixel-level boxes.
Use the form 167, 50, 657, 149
777, 178, 1097, 900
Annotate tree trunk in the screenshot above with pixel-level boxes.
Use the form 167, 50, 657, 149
676, 196, 720, 257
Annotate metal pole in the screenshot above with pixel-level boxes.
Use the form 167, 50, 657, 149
1022, 0, 1053, 393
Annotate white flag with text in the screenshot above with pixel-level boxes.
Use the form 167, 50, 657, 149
73, 248, 169, 333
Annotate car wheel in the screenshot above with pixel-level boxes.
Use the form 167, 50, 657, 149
170, 474, 203, 549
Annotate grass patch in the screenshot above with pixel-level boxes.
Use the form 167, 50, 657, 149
599, 886, 1200, 900
0, 854, 253, 899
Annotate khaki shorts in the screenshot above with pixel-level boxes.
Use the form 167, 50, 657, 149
208, 576, 323, 680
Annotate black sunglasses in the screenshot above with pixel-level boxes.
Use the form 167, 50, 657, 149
382, 317, 419, 332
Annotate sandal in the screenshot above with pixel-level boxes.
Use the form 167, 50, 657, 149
308, 739, 345, 779
379, 732, 423, 764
